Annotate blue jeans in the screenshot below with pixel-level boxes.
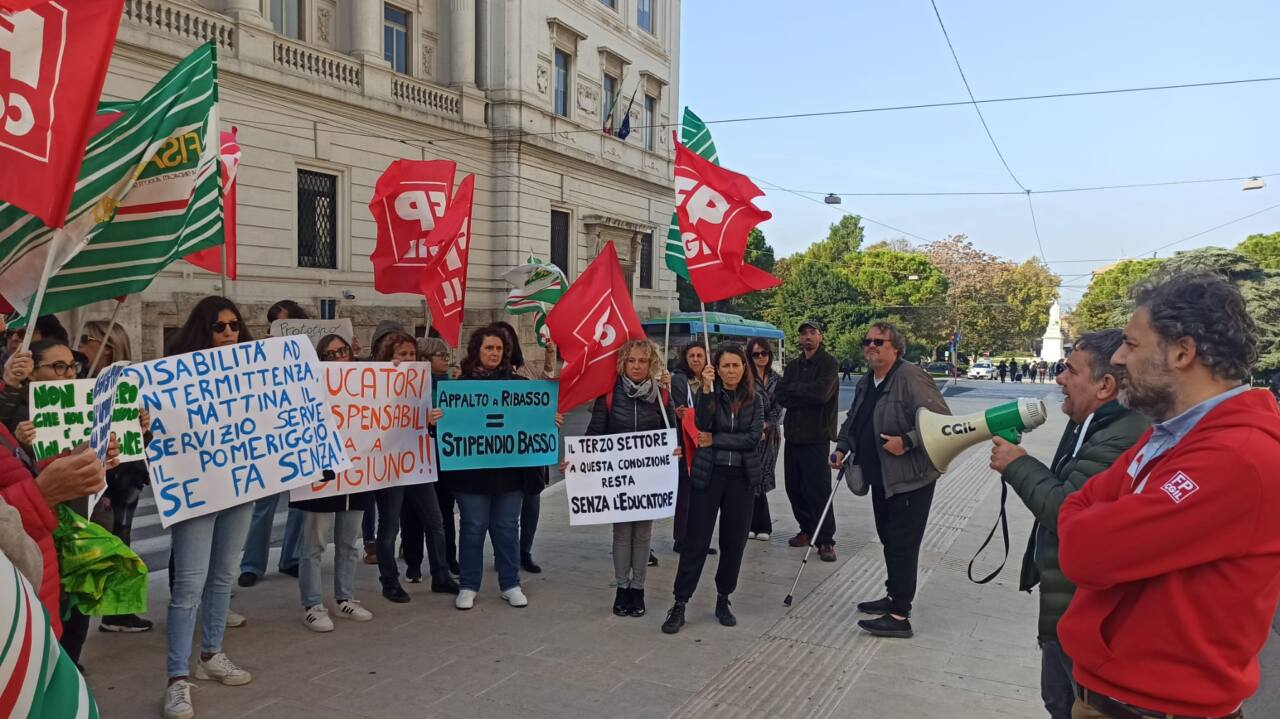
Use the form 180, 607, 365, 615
1040, 638, 1075, 719
456, 491, 522, 592
239, 494, 302, 576
298, 510, 363, 608
167, 502, 254, 678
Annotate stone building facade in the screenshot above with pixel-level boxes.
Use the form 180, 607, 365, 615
68, 0, 680, 361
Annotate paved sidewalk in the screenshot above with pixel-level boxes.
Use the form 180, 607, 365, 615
83, 391, 1060, 717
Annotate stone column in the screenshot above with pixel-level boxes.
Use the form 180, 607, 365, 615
450, 0, 476, 87
223, 0, 269, 26
349, 0, 384, 63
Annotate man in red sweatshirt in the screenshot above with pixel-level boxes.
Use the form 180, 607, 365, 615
1058, 271, 1280, 719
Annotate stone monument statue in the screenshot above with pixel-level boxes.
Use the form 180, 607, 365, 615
1040, 301, 1064, 362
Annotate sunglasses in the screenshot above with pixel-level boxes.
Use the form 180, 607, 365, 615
750, 351, 771, 358
862, 338, 888, 347
78, 334, 102, 345
211, 321, 241, 334
38, 361, 82, 376
320, 346, 352, 361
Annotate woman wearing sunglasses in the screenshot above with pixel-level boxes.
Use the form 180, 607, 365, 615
287, 334, 375, 633
745, 338, 782, 541
163, 296, 256, 719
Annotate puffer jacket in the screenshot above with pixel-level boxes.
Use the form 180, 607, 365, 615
0, 425, 60, 636
690, 384, 765, 490
586, 379, 675, 436
1001, 399, 1149, 641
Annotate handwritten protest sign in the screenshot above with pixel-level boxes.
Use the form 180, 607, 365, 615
435, 380, 558, 471
29, 379, 145, 463
563, 429, 678, 526
90, 362, 127, 463
124, 336, 350, 527
290, 362, 436, 501
270, 319, 355, 348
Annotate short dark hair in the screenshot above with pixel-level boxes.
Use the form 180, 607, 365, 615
267, 300, 308, 323
1072, 329, 1125, 384
1132, 271, 1258, 381
868, 321, 907, 354
34, 315, 68, 344
29, 338, 70, 366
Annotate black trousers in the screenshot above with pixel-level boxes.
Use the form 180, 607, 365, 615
784, 442, 835, 545
375, 484, 449, 587
58, 598, 90, 664
870, 480, 936, 616
673, 467, 753, 602
751, 492, 772, 534
434, 482, 458, 569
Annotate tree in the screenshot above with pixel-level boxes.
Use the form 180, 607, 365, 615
763, 258, 864, 359
995, 259, 1060, 351
842, 248, 947, 349
1071, 258, 1164, 334
1237, 232, 1280, 270
807, 215, 864, 264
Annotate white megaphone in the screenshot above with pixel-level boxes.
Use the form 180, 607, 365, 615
917, 398, 1048, 472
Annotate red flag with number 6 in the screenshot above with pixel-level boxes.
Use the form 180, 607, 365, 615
419, 173, 474, 347
546, 242, 646, 412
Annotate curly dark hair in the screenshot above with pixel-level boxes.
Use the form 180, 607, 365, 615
460, 326, 513, 377
1132, 271, 1258, 380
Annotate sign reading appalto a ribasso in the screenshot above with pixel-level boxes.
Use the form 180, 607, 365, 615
563, 429, 679, 526
434, 380, 559, 471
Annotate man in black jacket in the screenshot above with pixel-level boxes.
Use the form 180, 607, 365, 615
775, 320, 840, 561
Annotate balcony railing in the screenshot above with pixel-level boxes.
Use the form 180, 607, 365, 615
272, 37, 363, 89
123, 0, 235, 53
391, 76, 461, 118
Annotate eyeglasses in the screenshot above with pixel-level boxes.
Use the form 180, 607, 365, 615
38, 361, 82, 376
750, 351, 771, 358
78, 334, 102, 345
862, 338, 887, 347
210, 321, 241, 334
320, 346, 352, 361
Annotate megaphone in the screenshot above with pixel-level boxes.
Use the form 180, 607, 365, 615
918, 398, 1048, 472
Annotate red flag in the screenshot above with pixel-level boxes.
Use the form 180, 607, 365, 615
370, 159, 457, 295
672, 139, 779, 303
547, 242, 646, 412
419, 174, 475, 347
680, 406, 699, 472
0, 0, 125, 227
184, 128, 241, 279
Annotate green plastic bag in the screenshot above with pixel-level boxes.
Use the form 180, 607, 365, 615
53, 504, 148, 616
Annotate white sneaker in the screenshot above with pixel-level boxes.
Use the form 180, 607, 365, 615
303, 605, 334, 633
225, 610, 246, 628
193, 652, 252, 686
163, 680, 195, 719
336, 600, 373, 622
748, 532, 758, 540
455, 589, 477, 610
500, 587, 528, 608
754, 533, 770, 542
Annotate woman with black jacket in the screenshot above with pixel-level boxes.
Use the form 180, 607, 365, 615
442, 325, 562, 611
670, 342, 713, 556
583, 339, 676, 619
289, 334, 376, 633
661, 344, 764, 635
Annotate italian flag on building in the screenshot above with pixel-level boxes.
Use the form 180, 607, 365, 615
664, 108, 720, 280
0, 42, 223, 323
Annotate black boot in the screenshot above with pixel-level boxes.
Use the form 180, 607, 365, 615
715, 595, 737, 627
661, 601, 686, 634
628, 588, 646, 618
613, 587, 630, 616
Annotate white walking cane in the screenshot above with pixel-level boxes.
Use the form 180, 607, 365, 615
783, 463, 845, 607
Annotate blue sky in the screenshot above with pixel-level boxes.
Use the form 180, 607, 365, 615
679, 1, 1280, 305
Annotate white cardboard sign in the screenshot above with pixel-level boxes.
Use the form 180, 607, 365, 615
563, 429, 679, 526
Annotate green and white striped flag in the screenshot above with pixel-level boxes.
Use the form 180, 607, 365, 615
665, 107, 720, 280
502, 258, 567, 346
0, 43, 221, 323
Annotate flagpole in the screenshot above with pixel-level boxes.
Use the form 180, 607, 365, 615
90, 299, 124, 374
219, 243, 229, 297
699, 301, 712, 361
662, 281, 676, 366
19, 230, 64, 355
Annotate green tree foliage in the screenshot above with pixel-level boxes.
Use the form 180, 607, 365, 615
1237, 232, 1280, 270
1071, 258, 1164, 334
763, 258, 863, 356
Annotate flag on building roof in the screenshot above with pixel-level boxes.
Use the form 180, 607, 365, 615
0, 42, 222, 324
502, 258, 567, 346
665, 108, 719, 280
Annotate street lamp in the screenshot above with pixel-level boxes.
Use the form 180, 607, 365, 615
824, 193, 841, 205
1243, 177, 1265, 191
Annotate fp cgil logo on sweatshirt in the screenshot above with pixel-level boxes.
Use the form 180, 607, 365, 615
1161, 471, 1200, 504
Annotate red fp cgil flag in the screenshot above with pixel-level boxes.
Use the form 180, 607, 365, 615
419, 173, 475, 347
0, 0, 125, 227
672, 138, 780, 303
184, 128, 241, 279
546, 242, 646, 412
370, 159, 457, 295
